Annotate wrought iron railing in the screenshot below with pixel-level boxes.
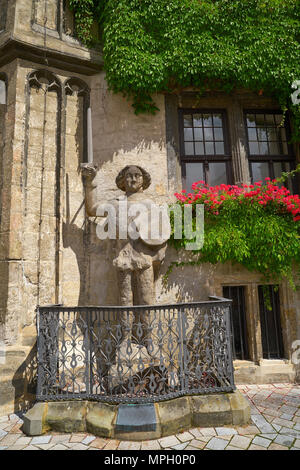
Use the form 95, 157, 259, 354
36, 297, 235, 404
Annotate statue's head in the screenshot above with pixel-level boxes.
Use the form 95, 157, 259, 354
116, 165, 151, 194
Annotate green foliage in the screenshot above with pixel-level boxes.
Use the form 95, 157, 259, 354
69, 0, 300, 139
169, 175, 300, 287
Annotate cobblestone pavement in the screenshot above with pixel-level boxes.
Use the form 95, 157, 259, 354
0, 384, 300, 451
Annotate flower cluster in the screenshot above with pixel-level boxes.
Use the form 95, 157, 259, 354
174, 178, 300, 222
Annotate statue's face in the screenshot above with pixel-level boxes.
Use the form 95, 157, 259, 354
124, 166, 143, 193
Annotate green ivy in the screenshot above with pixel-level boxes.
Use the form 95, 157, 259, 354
69, 0, 300, 139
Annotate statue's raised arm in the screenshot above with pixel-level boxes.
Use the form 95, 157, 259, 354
80, 162, 98, 217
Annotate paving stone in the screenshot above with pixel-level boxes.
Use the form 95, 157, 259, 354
118, 441, 141, 450
50, 444, 70, 450
291, 447, 300, 450
274, 435, 295, 447
6, 445, 27, 451
50, 435, 71, 444
274, 418, 296, 429
280, 413, 294, 421
103, 440, 120, 450
248, 444, 267, 450
268, 443, 289, 450
176, 431, 194, 442
35, 444, 57, 450
215, 427, 237, 436
293, 439, 300, 448
229, 435, 251, 449
279, 427, 300, 438
263, 408, 281, 418
205, 437, 228, 450
188, 439, 206, 449
23, 445, 40, 450
158, 435, 180, 448
279, 405, 298, 415
272, 424, 282, 432
293, 423, 300, 431
258, 433, 277, 440
14, 436, 32, 446
141, 440, 161, 450
0, 446, 8, 450
251, 414, 276, 433
0, 434, 20, 446
235, 425, 260, 435
225, 445, 243, 450
172, 443, 189, 450
69, 434, 87, 443
69, 444, 89, 450
0, 430, 8, 439
252, 436, 271, 448
185, 446, 201, 450
0, 417, 9, 423
199, 428, 216, 436
81, 436, 96, 445
89, 438, 108, 449
31, 435, 52, 445
189, 428, 203, 439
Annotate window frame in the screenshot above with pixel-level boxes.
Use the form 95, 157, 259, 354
244, 109, 296, 188
178, 108, 233, 189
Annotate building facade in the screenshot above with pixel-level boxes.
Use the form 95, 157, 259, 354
0, 0, 299, 417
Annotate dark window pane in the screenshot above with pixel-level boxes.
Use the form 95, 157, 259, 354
214, 127, 223, 141
193, 114, 202, 127
184, 115, 193, 127
257, 127, 267, 141
194, 127, 203, 141
269, 141, 279, 154
265, 114, 275, 125
195, 141, 204, 154
185, 163, 204, 190
215, 142, 225, 154
184, 128, 193, 141
204, 127, 214, 141
185, 142, 194, 155
247, 114, 256, 127
248, 128, 257, 141
209, 162, 227, 186
249, 142, 259, 154
205, 142, 214, 155
259, 141, 269, 155
203, 114, 213, 127
251, 162, 270, 182
213, 114, 222, 126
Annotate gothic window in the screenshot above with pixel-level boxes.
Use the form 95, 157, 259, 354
179, 109, 232, 190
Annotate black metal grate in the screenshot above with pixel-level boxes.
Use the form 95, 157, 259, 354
223, 286, 249, 361
258, 286, 284, 359
36, 297, 235, 404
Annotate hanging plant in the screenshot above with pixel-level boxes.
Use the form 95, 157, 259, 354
167, 171, 300, 287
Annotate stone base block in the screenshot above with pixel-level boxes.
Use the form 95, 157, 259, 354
22, 390, 250, 440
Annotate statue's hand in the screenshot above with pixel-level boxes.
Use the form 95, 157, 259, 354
80, 163, 98, 180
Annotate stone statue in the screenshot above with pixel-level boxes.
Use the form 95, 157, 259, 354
81, 163, 170, 306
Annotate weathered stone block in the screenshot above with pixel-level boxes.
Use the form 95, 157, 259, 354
228, 390, 251, 425
190, 393, 232, 427
22, 402, 46, 436
157, 397, 192, 436
46, 401, 87, 433
86, 402, 117, 438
